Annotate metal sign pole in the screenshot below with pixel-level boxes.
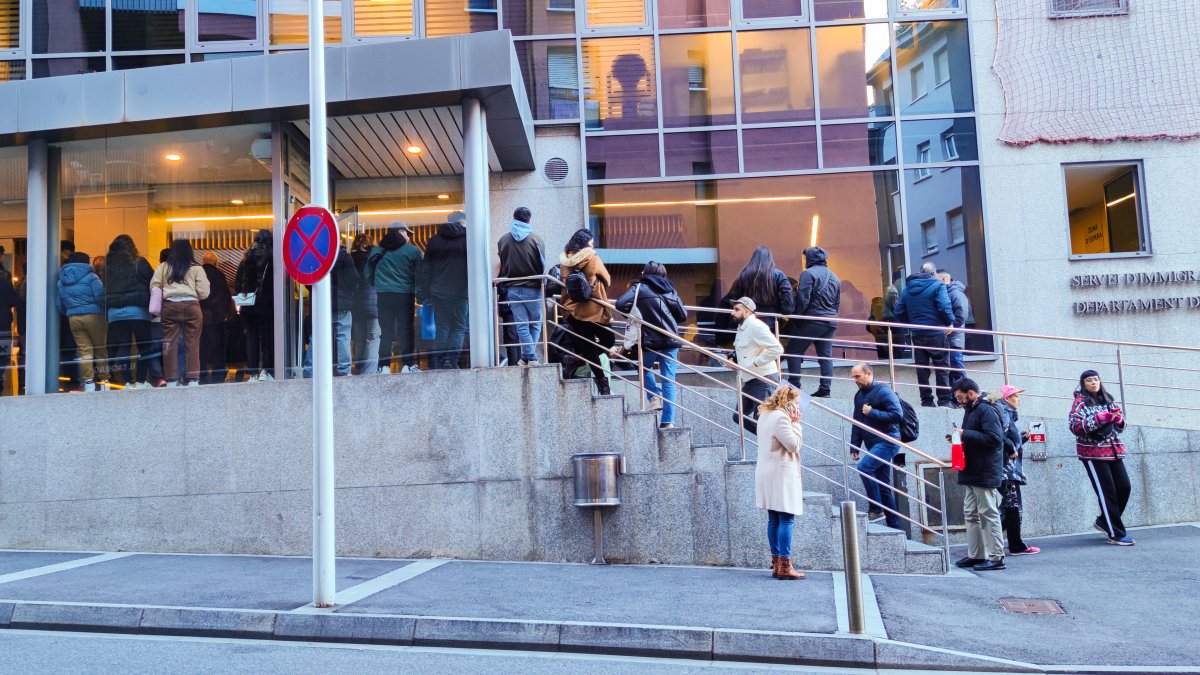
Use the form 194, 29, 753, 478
308, 0, 336, 608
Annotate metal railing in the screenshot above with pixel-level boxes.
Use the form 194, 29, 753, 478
493, 274, 955, 572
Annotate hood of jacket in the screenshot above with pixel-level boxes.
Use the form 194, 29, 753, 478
60, 262, 95, 285
510, 220, 533, 242
902, 272, 942, 298
639, 274, 675, 296
559, 247, 595, 269
803, 247, 828, 268
438, 222, 467, 239
949, 279, 967, 294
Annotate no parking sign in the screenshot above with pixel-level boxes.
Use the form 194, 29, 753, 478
282, 205, 340, 285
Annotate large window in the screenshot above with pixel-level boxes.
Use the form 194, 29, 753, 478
0, 0, 18, 51
353, 0, 415, 36
198, 0, 259, 43
1063, 162, 1149, 257
516, 41, 580, 121
425, 0, 498, 37
0, 146, 26, 397
659, 32, 735, 128
657, 0, 729, 29
505, 0, 576, 36
582, 37, 658, 131
584, 0, 646, 29
269, 0, 342, 45
815, 24, 893, 120
32, 0, 106, 54
738, 28, 814, 124
894, 21, 973, 115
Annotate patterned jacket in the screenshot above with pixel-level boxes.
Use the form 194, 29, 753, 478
1068, 393, 1126, 461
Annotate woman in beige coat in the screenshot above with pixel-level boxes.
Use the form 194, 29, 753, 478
755, 385, 805, 580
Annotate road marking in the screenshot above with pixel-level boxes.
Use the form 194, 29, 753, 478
0, 552, 134, 586
291, 559, 450, 613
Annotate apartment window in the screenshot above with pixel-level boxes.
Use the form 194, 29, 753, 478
584, 0, 647, 29
894, 0, 963, 14
1049, 0, 1129, 18
1064, 162, 1149, 257
740, 0, 805, 22
354, 0, 415, 37
0, 0, 18, 51
947, 207, 964, 245
941, 131, 958, 160
933, 46, 949, 85
909, 62, 927, 103
921, 218, 937, 255
914, 141, 931, 179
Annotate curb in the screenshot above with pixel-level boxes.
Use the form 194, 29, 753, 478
1, 600, 1191, 673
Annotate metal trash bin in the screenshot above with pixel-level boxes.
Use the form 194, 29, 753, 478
571, 453, 626, 564
572, 453, 626, 506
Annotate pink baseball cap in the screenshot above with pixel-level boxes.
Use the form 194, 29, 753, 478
998, 384, 1025, 399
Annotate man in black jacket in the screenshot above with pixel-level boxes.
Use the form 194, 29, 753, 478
199, 253, 234, 384
498, 207, 546, 365
848, 362, 904, 529
420, 211, 469, 369
784, 247, 841, 397
952, 378, 1006, 571
616, 262, 688, 429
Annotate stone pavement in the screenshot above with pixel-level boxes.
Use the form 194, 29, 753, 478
0, 525, 1197, 673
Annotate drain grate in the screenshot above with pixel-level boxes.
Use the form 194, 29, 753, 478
1000, 598, 1065, 615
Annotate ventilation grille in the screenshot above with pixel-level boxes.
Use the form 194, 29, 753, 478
543, 157, 569, 184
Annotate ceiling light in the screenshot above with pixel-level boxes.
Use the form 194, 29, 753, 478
1106, 192, 1136, 208
164, 153, 182, 162
591, 195, 815, 209
230, 199, 245, 205
405, 145, 422, 155
359, 208, 455, 217
165, 214, 273, 223
437, 194, 450, 200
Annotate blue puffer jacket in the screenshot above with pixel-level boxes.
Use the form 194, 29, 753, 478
892, 273, 953, 335
849, 380, 903, 449
56, 262, 104, 316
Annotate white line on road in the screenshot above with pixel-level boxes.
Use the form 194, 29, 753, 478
0, 552, 134, 586
291, 558, 450, 613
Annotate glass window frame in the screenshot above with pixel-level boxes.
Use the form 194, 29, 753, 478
1048, 0, 1129, 19
189, 0, 264, 51
348, 0, 419, 40
733, 0, 806, 28
581, 0, 651, 33
0, 0, 20, 56
890, 0, 965, 19
1062, 160, 1152, 261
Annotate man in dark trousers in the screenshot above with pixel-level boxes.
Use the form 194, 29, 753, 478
199, 253, 234, 384
420, 211, 470, 369
952, 378, 1006, 571
784, 247, 841, 397
497, 206, 546, 365
893, 262, 955, 407
848, 362, 904, 529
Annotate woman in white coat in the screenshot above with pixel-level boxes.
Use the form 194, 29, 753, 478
755, 385, 806, 580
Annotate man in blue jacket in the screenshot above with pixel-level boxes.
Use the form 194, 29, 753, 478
848, 362, 904, 529
892, 263, 955, 407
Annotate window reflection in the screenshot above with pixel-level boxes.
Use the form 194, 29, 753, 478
900, 118, 977, 163
353, 0, 414, 37
113, 54, 186, 70
660, 32, 735, 128
585, 0, 646, 28
664, 131, 737, 177
516, 40, 580, 121
822, 122, 896, 168
1, 60, 25, 81
504, 0, 575, 36
112, 1, 184, 51
583, 37, 658, 131
657, 0, 729, 29
811, 0, 887, 21
0, 147, 26, 396
33, 0, 106, 54
425, 0, 498, 38
738, 29, 814, 124
0, 0, 17, 49
741, 0, 804, 21
33, 57, 104, 78
199, 0, 259, 42
587, 134, 660, 179
743, 126, 817, 173
896, 0, 961, 11
269, 0, 342, 45
816, 23, 893, 120
894, 21, 973, 115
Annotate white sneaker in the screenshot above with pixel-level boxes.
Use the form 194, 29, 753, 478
402, 365, 421, 373
97, 381, 110, 392
258, 371, 273, 382
648, 398, 663, 411
186, 380, 200, 387
377, 366, 391, 375
165, 381, 179, 388
126, 382, 138, 391
137, 381, 150, 390
82, 379, 96, 392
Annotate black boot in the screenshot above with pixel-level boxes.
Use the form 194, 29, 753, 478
812, 388, 831, 398
594, 373, 611, 396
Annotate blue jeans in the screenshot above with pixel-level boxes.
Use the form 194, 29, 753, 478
642, 347, 679, 424
857, 441, 902, 529
303, 310, 353, 377
430, 296, 469, 369
767, 510, 796, 558
948, 328, 966, 384
352, 313, 380, 374
505, 286, 544, 362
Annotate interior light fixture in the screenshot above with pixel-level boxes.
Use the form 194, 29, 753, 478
591, 195, 815, 209
230, 199, 245, 205
359, 208, 455, 217
1106, 192, 1136, 208
165, 214, 273, 223
406, 145, 423, 154
164, 153, 182, 162
810, 214, 820, 248
437, 194, 450, 200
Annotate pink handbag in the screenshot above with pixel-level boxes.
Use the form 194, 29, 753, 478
149, 286, 163, 316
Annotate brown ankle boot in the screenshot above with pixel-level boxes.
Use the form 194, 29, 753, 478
777, 557, 805, 580
770, 555, 781, 578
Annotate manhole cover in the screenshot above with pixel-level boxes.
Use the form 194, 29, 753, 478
1000, 598, 1064, 615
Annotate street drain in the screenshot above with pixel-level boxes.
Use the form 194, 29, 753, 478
1000, 598, 1064, 615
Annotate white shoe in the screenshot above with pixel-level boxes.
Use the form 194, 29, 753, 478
186, 380, 200, 387
126, 382, 138, 391
258, 371, 273, 382
402, 365, 421, 373
165, 381, 179, 388
83, 380, 96, 392
648, 398, 663, 411
377, 366, 391, 375
137, 381, 150, 390
97, 381, 110, 392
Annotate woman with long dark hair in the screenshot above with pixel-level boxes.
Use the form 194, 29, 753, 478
150, 239, 210, 386
235, 230, 275, 381
616, 261, 687, 428
723, 246, 793, 333
104, 235, 157, 389
1068, 370, 1134, 546
558, 228, 614, 395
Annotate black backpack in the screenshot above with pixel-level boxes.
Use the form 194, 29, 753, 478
565, 269, 592, 303
898, 398, 920, 443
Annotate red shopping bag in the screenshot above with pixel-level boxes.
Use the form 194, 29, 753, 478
950, 431, 966, 471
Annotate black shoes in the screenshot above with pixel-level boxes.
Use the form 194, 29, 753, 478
973, 560, 1006, 571
811, 388, 831, 398
954, 556, 985, 568
921, 401, 937, 408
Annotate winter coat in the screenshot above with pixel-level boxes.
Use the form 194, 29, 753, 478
151, 262, 210, 303
0, 270, 18, 331
200, 263, 234, 325
755, 409, 805, 515
329, 248, 359, 314
849, 381, 902, 449
988, 394, 1027, 484
420, 222, 468, 300
792, 248, 841, 323
235, 249, 274, 316
733, 314, 783, 382
104, 257, 154, 323
724, 268, 794, 320
368, 242, 422, 295
615, 274, 687, 351
947, 280, 970, 328
1068, 392, 1126, 461
558, 247, 612, 324
351, 250, 378, 319
957, 395, 1005, 489
892, 273, 954, 335
56, 262, 105, 316
497, 223, 546, 289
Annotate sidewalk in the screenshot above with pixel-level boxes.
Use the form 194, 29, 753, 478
0, 525, 1197, 673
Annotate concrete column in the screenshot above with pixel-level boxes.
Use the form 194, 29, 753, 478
463, 97, 495, 367
24, 139, 49, 395
271, 123, 288, 378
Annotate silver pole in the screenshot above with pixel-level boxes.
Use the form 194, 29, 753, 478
308, 0, 336, 608
24, 139, 49, 395
736, 379, 746, 461
841, 424, 850, 501
938, 469, 950, 573
1116, 344, 1127, 414
541, 277, 550, 363
636, 332, 647, 411
1001, 337, 1010, 386
887, 327, 896, 390
839, 501, 865, 635
463, 97, 494, 368
591, 508, 606, 564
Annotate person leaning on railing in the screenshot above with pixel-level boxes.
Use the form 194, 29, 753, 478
558, 229, 614, 396
754, 385, 806, 581
729, 297, 784, 436
615, 261, 687, 429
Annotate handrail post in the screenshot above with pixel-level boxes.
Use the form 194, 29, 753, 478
840, 501, 865, 634
1116, 344, 1127, 414
938, 468, 951, 573
774, 319, 784, 383
1001, 337, 1010, 387
841, 423, 850, 500
637, 334, 647, 411
887, 327, 897, 389
736, 381, 747, 461
541, 277, 550, 363
494, 288, 503, 365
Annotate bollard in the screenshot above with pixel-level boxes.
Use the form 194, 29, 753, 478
840, 501, 865, 635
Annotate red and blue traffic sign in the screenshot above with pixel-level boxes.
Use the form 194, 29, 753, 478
283, 205, 340, 285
